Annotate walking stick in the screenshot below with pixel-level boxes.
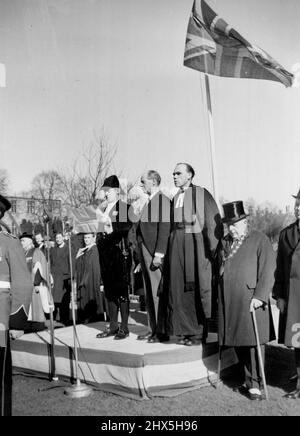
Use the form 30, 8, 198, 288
44, 216, 58, 382
216, 345, 222, 389
251, 308, 269, 401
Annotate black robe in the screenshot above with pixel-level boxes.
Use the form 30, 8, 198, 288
76, 244, 103, 323
164, 185, 222, 336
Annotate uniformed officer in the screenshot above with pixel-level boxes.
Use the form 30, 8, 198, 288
0, 194, 32, 416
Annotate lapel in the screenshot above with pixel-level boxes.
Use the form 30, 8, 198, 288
140, 191, 160, 223
284, 221, 300, 253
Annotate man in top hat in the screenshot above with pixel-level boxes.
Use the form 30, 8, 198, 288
96, 175, 132, 340
273, 189, 300, 399
218, 201, 275, 400
0, 194, 32, 415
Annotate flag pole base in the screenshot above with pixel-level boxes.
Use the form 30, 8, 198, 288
50, 376, 59, 382
64, 380, 93, 399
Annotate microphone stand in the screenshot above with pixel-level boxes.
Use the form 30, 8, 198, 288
64, 233, 93, 398
45, 219, 58, 382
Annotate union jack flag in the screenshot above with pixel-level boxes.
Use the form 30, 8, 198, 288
184, 0, 294, 87
67, 205, 105, 234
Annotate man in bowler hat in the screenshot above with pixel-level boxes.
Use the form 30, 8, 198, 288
218, 201, 275, 400
0, 194, 32, 415
96, 175, 132, 340
273, 188, 300, 399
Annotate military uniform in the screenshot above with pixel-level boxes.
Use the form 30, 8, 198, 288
0, 196, 32, 416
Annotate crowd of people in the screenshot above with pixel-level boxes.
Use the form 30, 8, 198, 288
1, 163, 300, 415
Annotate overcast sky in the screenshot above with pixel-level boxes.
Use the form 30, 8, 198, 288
0, 0, 299, 209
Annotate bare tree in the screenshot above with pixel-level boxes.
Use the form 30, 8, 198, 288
59, 132, 118, 207
31, 170, 64, 202
0, 168, 9, 193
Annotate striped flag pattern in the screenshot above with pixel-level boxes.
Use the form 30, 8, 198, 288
67, 205, 105, 234
184, 0, 294, 87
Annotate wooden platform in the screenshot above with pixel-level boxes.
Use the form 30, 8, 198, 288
11, 312, 237, 400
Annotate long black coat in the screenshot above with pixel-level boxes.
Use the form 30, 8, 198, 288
97, 200, 132, 300
164, 186, 222, 336
76, 244, 103, 322
50, 244, 71, 303
273, 221, 300, 347
218, 230, 275, 347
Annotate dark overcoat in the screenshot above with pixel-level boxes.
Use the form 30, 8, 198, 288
273, 221, 300, 347
76, 244, 103, 322
50, 243, 71, 303
97, 200, 132, 300
219, 230, 276, 347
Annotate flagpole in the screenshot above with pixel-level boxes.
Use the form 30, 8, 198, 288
203, 73, 219, 202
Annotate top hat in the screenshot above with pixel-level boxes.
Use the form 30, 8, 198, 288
0, 194, 11, 214
222, 201, 249, 224
292, 189, 300, 200
101, 175, 120, 190
19, 232, 33, 240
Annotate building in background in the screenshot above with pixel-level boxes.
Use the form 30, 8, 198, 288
2, 196, 62, 236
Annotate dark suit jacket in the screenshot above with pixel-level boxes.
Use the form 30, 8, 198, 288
136, 191, 171, 257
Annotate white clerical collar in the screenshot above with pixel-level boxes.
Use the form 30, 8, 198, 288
175, 185, 191, 208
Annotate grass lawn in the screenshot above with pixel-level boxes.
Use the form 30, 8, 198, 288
12, 343, 300, 416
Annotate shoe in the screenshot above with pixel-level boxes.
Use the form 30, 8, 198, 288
176, 338, 188, 345
233, 385, 263, 401
147, 335, 159, 343
284, 389, 300, 399
248, 389, 263, 401
184, 338, 202, 346
137, 332, 152, 341
114, 329, 129, 340
96, 328, 118, 338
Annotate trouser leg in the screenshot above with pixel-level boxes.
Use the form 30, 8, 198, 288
235, 346, 265, 390
119, 297, 129, 333
107, 300, 119, 332
140, 244, 161, 336
0, 334, 12, 417
60, 280, 71, 325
